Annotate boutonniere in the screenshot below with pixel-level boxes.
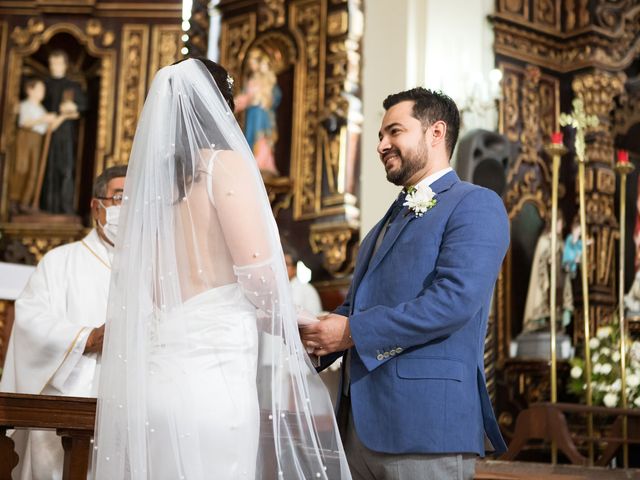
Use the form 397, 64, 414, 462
403, 184, 437, 217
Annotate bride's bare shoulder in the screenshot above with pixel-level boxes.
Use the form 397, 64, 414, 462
208, 149, 255, 176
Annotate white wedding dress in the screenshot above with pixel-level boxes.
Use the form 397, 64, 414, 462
91, 59, 350, 480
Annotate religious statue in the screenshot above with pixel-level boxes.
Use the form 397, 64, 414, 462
235, 49, 281, 176
9, 78, 56, 213
522, 217, 574, 333
39, 49, 87, 214
561, 218, 583, 327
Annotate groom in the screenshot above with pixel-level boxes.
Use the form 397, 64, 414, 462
301, 87, 509, 479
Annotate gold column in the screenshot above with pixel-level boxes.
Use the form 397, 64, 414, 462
615, 150, 634, 469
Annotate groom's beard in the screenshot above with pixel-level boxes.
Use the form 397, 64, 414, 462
385, 140, 428, 186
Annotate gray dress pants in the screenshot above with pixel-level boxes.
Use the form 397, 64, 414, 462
344, 412, 476, 480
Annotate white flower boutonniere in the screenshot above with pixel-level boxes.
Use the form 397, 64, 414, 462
403, 184, 437, 217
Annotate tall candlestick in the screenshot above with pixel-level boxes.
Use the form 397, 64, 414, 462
615, 152, 634, 468
560, 97, 599, 465
543, 138, 567, 465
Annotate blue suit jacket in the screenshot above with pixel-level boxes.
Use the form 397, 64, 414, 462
328, 171, 509, 456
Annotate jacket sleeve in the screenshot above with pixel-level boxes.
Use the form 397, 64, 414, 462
349, 188, 509, 372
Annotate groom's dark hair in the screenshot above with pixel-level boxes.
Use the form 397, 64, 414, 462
172, 57, 235, 112
383, 87, 460, 159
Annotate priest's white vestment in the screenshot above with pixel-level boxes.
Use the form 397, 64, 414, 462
0, 229, 111, 480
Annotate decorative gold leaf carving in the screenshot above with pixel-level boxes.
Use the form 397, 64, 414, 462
327, 11, 348, 36
149, 25, 183, 84
493, 8, 640, 72
220, 14, 255, 82
292, 0, 323, 218
309, 221, 358, 277
86, 19, 102, 37
613, 90, 640, 137
534, 0, 557, 27
114, 25, 149, 165
10, 18, 44, 47
504, 0, 525, 15
259, 0, 286, 31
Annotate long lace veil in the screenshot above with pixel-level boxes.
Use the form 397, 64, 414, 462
92, 59, 350, 479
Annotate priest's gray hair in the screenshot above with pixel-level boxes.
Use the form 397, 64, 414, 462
93, 164, 128, 198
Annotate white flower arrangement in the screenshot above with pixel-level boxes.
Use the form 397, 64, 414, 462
403, 184, 437, 218
569, 324, 640, 408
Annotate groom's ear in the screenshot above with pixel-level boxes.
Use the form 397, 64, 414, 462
429, 120, 447, 148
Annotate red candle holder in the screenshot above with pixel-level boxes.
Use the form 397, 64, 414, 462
617, 149, 629, 164
551, 131, 563, 145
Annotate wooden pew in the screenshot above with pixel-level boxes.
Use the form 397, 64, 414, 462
0, 393, 96, 480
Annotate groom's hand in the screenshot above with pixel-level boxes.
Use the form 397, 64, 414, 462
300, 313, 353, 356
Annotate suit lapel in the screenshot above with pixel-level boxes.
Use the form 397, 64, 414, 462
366, 170, 460, 274
351, 200, 398, 295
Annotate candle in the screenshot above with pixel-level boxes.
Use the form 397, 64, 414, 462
617, 149, 629, 164
551, 131, 563, 145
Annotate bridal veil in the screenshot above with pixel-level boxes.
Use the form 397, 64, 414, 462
92, 58, 350, 480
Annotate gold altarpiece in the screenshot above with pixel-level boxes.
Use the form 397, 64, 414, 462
490, 0, 640, 439
0, 0, 184, 361
217, 0, 363, 305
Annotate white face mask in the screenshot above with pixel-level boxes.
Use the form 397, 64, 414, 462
99, 203, 121, 245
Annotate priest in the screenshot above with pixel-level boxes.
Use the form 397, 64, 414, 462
0, 164, 126, 480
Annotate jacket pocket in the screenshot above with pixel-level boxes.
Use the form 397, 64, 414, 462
396, 357, 463, 381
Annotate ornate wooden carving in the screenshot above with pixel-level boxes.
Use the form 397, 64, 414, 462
493, 4, 640, 72
309, 221, 358, 278
0, 20, 118, 223
613, 88, 640, 139
290, 0, 324, 219
502, 64, 560, 222
149, 25, 183, 89
114, 24, 149, 166
570, 70, 626, 337
493, 1, 638, 359
0, 1, 183, 319
219, 13, 256, 81
218, 0, 362, 283
260, 0, 286, 31
492, 1, 639, 424
497, 359, 572, 438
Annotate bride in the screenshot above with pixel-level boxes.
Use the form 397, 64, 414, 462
91, 58, 351, 479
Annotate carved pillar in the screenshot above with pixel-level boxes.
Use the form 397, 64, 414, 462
572, 70, 626, 337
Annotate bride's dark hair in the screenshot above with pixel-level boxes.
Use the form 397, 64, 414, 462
172, 57, 235, 111
171, 57, 236, 200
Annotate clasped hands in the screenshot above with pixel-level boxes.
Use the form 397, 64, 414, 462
298, 313, 353, 357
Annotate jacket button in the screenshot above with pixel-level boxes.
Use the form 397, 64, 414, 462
384, 352, 390, 358
376, 354, 384, 361
389, 350, 396, 356
396, 347, 403, 353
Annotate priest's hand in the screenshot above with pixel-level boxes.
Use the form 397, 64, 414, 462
300, 313, 353, 356
84, 325, 105, 354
